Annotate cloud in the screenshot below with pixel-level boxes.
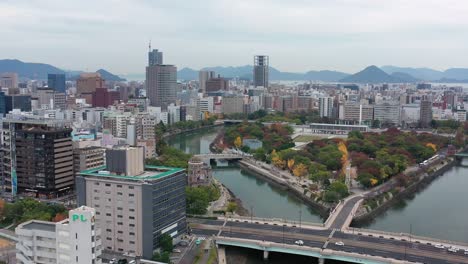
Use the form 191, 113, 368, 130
1, 0, 468, 74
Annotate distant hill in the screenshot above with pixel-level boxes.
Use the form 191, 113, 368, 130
0, 59, 65, 80
381, 65, 468, 82
96, 69, 126, 82
340, 66, 396, 83
390, 72, 420, 83
177, 66, 350, 82
0, 59, 125, 81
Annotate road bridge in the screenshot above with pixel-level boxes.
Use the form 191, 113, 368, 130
194, 153, 245, 161
190, 218, 468, 264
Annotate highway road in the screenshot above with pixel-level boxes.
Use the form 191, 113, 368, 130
329, 196, 362, 229
190, 219, 468, 264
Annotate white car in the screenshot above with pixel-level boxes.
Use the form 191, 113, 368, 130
295, 240, 304, 246
464, 250, 468, 255
448, 247, 458, 253
435, 244, 445, 249
335, 241, 345, 246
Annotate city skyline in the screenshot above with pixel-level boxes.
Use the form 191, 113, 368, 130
2, 0, 468, 75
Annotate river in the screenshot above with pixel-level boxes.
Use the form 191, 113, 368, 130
168, 127, 468, 262
167, 127, 323, 223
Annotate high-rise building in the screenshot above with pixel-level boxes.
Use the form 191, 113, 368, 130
148, 49, 163, 66
146, 64, 177, 109
206, 76, 229, 92
0, 91, 6, 116
77, 73, 105, 95
15, 206, 102, 264
222, 95, 244, 114
76, 146, 186, 259
5, 95, 32, 113
420, 100, 433, 128
0, 72, 18, 89
343, 103, 374, 123
2, 118, 73, 197
73, 146, 106, 175
92, 88, 120, 108
319, 97, 333, 118
253, 55, 269, 88
374, 102, 401, 126
47, 73, 66, 93
198, 71, 215, 93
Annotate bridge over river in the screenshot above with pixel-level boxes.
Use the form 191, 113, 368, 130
190, 216, 468, 264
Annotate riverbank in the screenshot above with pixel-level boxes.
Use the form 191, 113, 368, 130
237, 159, 329, 219
162, 123, 223, 139
352, 157, 456, 226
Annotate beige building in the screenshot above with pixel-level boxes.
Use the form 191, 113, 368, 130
0, 72, 18, 88
106, 146, 145, 176
73, 146, 106, 174
222, 95, 244, 114
77, 73, 105, 95
343, 103, 374, 122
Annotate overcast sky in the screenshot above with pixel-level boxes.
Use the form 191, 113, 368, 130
2, 0, 468, 75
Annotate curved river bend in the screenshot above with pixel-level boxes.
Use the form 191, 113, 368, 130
168, 127, 468, 243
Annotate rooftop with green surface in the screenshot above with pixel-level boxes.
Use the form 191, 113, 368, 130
79, 165, 185, 181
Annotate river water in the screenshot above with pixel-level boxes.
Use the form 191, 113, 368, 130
167, 127, 323, 223
168, 127, 468, 244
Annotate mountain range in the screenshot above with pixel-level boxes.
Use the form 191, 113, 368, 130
3, 59, 468, 83
178, 66, 349, 82
0, 59, 125, 81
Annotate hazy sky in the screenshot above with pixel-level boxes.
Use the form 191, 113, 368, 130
2, 0, 468, 75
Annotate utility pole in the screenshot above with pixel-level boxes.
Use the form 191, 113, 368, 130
250, 206, 254, 223
299, 208, 302, 230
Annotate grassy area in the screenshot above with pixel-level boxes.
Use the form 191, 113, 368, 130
293, 135, 322, 142
207, 246, 217, 264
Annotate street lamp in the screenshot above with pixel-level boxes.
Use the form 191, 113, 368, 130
250, 206, 254, 223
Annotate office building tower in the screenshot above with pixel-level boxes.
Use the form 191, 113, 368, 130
222, 95, 244, 114
148, 49, 163, 66
33, 88, 66, 110
198, 71, 215, 93
420, 100, 433, 128
146, 64, 177, 109
15, 206, 102, 264
374, 102, 401, 126
343, 103, 374, 123
253, 55, 269, 88
199, 97, 214, 114
2, 118, 73, 197
77, 73, 105, 95
319, 97, 334, 118
47, 73, 66, 93
76, 146, 186, 259
5, 95, 31, 113
73, 146, 106, 174
205, 76, 229, 93
0, 72, 18, 88
0, 91, 6, 116
92, 88, 120, 108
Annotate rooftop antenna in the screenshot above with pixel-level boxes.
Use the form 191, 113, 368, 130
148, 39, 151, 52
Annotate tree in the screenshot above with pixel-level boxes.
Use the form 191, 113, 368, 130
329, 181, 349, 198
159, 234, 173, 252
455, 127, 465, 148
152, 251, 170, 263
323, 191, 340, 203
226, 202, 237, 213
234, 136, 242, 148
292, 163, 307, 177
287, 159, 295, 171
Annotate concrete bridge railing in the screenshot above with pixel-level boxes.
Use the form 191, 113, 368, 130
220, 215, 325, 229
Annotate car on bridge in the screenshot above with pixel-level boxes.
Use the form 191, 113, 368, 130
335, 241, 344, 246
294, 240, 304, 246
435, 243, 445, 249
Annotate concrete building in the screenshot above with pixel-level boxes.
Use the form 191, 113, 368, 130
374, 102, 401, 126
2, 117, 73, 197
319, 97, 333, 118
92, 88, 120, 108
168, 104, 181, 124
254, 55, 269, 88
146, 65, 177, 109
420, 100, 433, 128
187, 157, 212, 187
77, 73, 105, 95
199, 97, 214, 114
205, 76, 229, 93
106, 146, 145, 176
15, 206, 102, 264
343, 103, 374, 123
222, 95, 244, 114
198, 70, 215, 93
76, 147, 186, 259
73, 146, 106, 174
0, 72, 18, 88
47, 73, 66, 93
33, 88, 66, 110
